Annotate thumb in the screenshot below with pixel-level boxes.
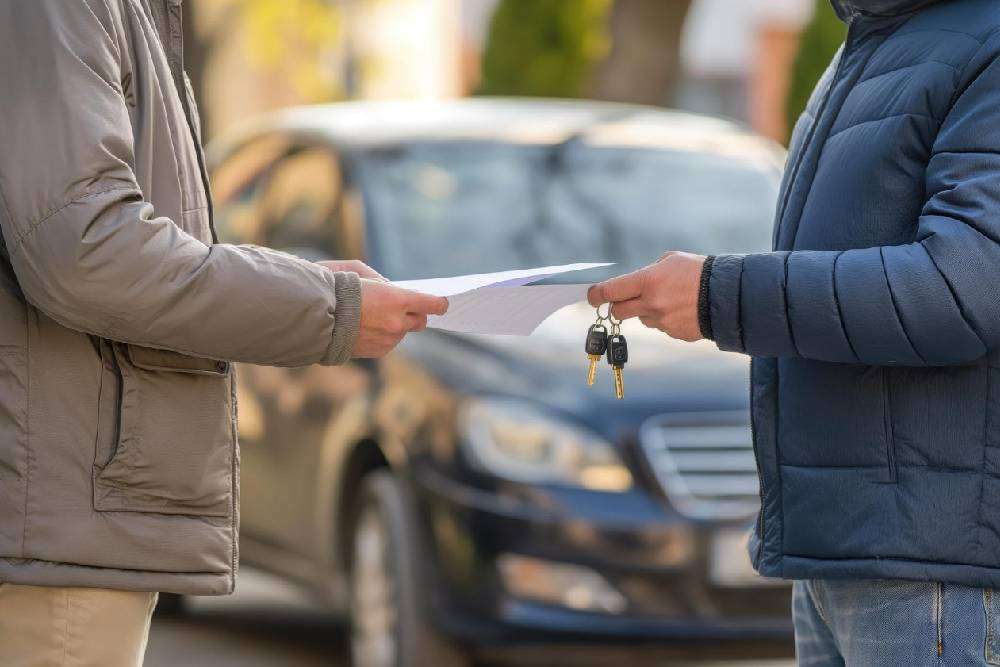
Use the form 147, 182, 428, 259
589, 270, 645, 306
404, 291, 449, 316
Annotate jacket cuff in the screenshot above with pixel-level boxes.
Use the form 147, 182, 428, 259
322, 271, 362, 365
697, 255, 716, 340
707, 254, 746, 354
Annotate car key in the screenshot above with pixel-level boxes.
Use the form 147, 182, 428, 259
606, 328, 628, 400
585, 323, 609, 386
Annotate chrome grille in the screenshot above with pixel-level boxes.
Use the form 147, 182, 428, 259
639, 411, 760, 520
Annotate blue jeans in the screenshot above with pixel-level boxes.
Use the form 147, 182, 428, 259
794, 579, 1000, 666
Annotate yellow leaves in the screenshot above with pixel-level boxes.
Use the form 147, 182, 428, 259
241, 0, 343, 103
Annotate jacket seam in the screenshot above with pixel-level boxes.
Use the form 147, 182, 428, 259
82, 0, 121, 63
64, 45, 123, 97
20, 292, 31, 558
943, 27, 1000, 117
0, 556, 228, 577
879, 246, 926, 364
974, 362, 991, 565
784, 552, 1000, 568
918, 237, 983, 352
735, 257, 746, 353
780, 253, 801, 357
826, 113, 941, 143
856, 59, 960, 87
783, 19, 898, 251
831, 251, 861, 362
773, 46, 843, 247
889, 27, 985, 44
779, 462, 998, 475
9, 187, 137, 255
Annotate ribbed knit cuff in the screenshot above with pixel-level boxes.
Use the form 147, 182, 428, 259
322, 271, 362, 365
697, 255, 715, 341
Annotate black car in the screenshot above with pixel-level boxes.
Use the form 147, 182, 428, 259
206, 98, 791, 666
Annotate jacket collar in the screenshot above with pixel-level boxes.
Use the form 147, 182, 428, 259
830, 0, 941, 21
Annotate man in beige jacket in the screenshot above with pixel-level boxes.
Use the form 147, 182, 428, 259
0, 1, 447, 664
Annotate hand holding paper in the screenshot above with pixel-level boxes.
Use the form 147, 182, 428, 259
393, 263, 611, 335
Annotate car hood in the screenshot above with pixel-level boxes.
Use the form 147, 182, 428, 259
400, 302, 751, 439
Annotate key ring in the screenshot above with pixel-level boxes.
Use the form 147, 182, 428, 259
595, 302, 612, 322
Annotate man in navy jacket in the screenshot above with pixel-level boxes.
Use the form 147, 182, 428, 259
591, 0, 1000, 662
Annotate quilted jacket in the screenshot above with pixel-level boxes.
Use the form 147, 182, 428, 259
707, 0, 1000, 586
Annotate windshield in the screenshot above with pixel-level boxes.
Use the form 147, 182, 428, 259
357, 140, 780, 280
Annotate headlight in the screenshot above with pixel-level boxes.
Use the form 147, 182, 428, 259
459, 399, 632, 492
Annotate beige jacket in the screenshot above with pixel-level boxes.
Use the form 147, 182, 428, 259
0, 0, 362, 594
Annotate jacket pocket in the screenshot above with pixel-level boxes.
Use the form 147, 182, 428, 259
93, 343, 233, 516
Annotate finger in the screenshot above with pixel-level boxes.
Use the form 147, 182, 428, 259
587, 285, 604, 307
405, 314, 428, 332
403, 291, 449, 316
588, 270, 645, 306
610, 298, 645, 321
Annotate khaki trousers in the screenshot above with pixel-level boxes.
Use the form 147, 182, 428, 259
0, 584, 157, 667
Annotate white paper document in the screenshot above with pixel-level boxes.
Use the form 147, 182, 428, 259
393, 263, 611, 335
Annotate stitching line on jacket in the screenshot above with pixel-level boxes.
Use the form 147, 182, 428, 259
0, 555, 227, 577
82, 0, 121, 63
8, 187, 136, 255
973, 360, 991, 565
21, 288, 31, 558
735, 257, 746, 353
856, 59, 960, 87
781, 253, 801, 357
879, 246, 926, 364
917, 237, 984, 352
784, 18, 905, 252
64, 44, 123, 97
825, 113, 941, 143
889, 27, 985, 45
940, 27, 1000, 125
779, 462, 997, 475
784, 551, 999, 568
831, 251, 861, 362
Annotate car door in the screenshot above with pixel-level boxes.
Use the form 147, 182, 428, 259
213, 135, 372, 565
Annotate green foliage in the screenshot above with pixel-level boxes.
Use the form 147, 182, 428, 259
785, 0, 847, 141
478, 0, 612, 98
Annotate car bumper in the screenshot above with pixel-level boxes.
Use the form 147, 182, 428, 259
410, 465, 793, 646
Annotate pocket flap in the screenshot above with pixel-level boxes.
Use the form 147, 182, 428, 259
125, 345, 229, 376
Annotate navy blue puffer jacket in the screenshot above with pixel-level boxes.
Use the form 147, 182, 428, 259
707, 0, 1000, 586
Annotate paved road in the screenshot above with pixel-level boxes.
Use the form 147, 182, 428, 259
145, 569, 795, 667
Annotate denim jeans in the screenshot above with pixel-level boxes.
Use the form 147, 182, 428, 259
794, 579, 1000, 666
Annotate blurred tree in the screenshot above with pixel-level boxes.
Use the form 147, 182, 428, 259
242, 0, 342, 102
477, 0, 612, 98
589, 0, 691, 106
785, 0, 846, 141
182, 0, 341, 139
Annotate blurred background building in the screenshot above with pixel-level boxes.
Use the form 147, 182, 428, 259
185, 0, 845, 145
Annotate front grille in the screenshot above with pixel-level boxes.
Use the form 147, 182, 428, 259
639, 411, 760, 520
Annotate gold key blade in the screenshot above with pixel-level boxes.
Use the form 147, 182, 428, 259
613, 366, 624, 399
587, 354, 600, 386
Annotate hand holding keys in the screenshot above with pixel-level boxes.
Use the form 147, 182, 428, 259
584, 306, 627, 399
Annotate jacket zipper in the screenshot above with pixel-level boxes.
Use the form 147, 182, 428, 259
749, 360, 765, 564
753, 17, 859, 565
772, 17, 858, 248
